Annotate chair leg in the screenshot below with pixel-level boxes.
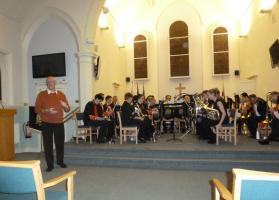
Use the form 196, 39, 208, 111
120, 129, 122, 144
135, 130, 138, 144
216, 129, 219, 145
234, 129, 237, 145
124, 130, 127, 142
90, 131, 92, 144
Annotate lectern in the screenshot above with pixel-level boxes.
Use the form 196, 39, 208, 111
0, 109, 17, 161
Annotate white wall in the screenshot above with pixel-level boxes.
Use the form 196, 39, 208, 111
27, 17, 79, 106
0, 14, 21, 105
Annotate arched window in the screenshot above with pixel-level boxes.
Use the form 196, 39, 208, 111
213, 27, 229, 74
134, 34, 148, 79
169, 21, 189, 77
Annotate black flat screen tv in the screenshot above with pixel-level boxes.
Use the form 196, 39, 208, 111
269, 39, 279, 68
32, 52, 66, 78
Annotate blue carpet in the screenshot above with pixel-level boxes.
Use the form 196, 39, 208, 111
64, 145, 279, 172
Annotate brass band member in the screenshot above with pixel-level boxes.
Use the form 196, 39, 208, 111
164, 95, 172, 104
135, 94, 155, 140
35, 76, 70, 172
268, 91, 279, 141
247, 94, 267, 138
83, 94, 115, 143
199, 88, 229, 144
121, 92, 146, 143
238, 92, 251, 134
103, 95, 114, 119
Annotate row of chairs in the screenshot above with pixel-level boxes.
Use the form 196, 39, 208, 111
74, 111, 138, 145
1, 160, 279, 200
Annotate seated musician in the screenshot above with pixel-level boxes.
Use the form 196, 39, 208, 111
247, 94, 267, 138
238, 92, 250, 134
199, 88, 229, 144
103, 95, 114, 119
164, 95, 172, 104
83, 93, 115, 143
112, 96, 118, 108
135, 94, 155, 140
268, 91, 279, 142
121, 92, 146, 143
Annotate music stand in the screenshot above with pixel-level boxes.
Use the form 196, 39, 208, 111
163, 103, 183, 142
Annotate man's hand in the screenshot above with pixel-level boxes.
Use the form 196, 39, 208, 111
60, 100, 70, 112
60, 100, 68, 109
47, 107, 58, 114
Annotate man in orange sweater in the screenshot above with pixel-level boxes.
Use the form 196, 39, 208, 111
35, 76, 70, 172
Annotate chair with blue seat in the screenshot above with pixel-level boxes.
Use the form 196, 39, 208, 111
212, 168, 279, 200
0, 160, 76, 200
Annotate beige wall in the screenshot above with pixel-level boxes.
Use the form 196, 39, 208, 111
123, 1, 243, 100
93, 15, 127, 102
239, 1, 279, 98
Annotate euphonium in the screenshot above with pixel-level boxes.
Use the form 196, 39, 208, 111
193, 95, 220, 121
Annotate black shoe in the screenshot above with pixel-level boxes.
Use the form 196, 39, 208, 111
45, 166, 54, 172
139, 138, 146, 143
57, 163, 67, 168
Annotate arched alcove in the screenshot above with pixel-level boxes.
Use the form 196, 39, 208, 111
156, 1, 203, 98
21, 7, 82, 104
26, 16, 79, 106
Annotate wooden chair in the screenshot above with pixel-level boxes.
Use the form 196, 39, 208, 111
0, 160, 76, 200
117, 111, 138, 144
214, 109, 239, 145
74, 112, 99, 144
212, 168, 279, 200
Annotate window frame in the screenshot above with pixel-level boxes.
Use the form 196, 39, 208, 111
212, 26, 230, 76
133, 34, 149, 80
169, 21, 190, 79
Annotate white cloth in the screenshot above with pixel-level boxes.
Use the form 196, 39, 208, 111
47, 89, 58, 94
274, 110, 279, 119
253, 104, 261, 117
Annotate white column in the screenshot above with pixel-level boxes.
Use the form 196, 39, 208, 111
77, 52, 97, 111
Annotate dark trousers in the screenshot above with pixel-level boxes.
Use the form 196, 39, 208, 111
247, 116, 265, 138
269, 119, 279, 140
196, 117, 219, 141
42, 122, 65, 168
124, 118, 149, 139
86, 120, 115, 142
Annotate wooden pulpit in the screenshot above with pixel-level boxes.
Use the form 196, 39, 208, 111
0, 109, 17, 161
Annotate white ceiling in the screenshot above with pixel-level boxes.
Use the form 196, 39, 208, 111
0, 0, 254, 24
106, 0, 254, 23
0, 0, 41, 22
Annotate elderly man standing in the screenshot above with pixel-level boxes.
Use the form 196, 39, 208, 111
35, 76, 70, 172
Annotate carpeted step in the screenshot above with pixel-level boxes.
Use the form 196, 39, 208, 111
64, 146, 279, 172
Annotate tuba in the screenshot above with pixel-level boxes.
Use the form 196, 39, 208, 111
193, 95, 220, 122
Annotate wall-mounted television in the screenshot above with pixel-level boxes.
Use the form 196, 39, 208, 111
269, 39, 279, 68
32, 52, 66, 78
